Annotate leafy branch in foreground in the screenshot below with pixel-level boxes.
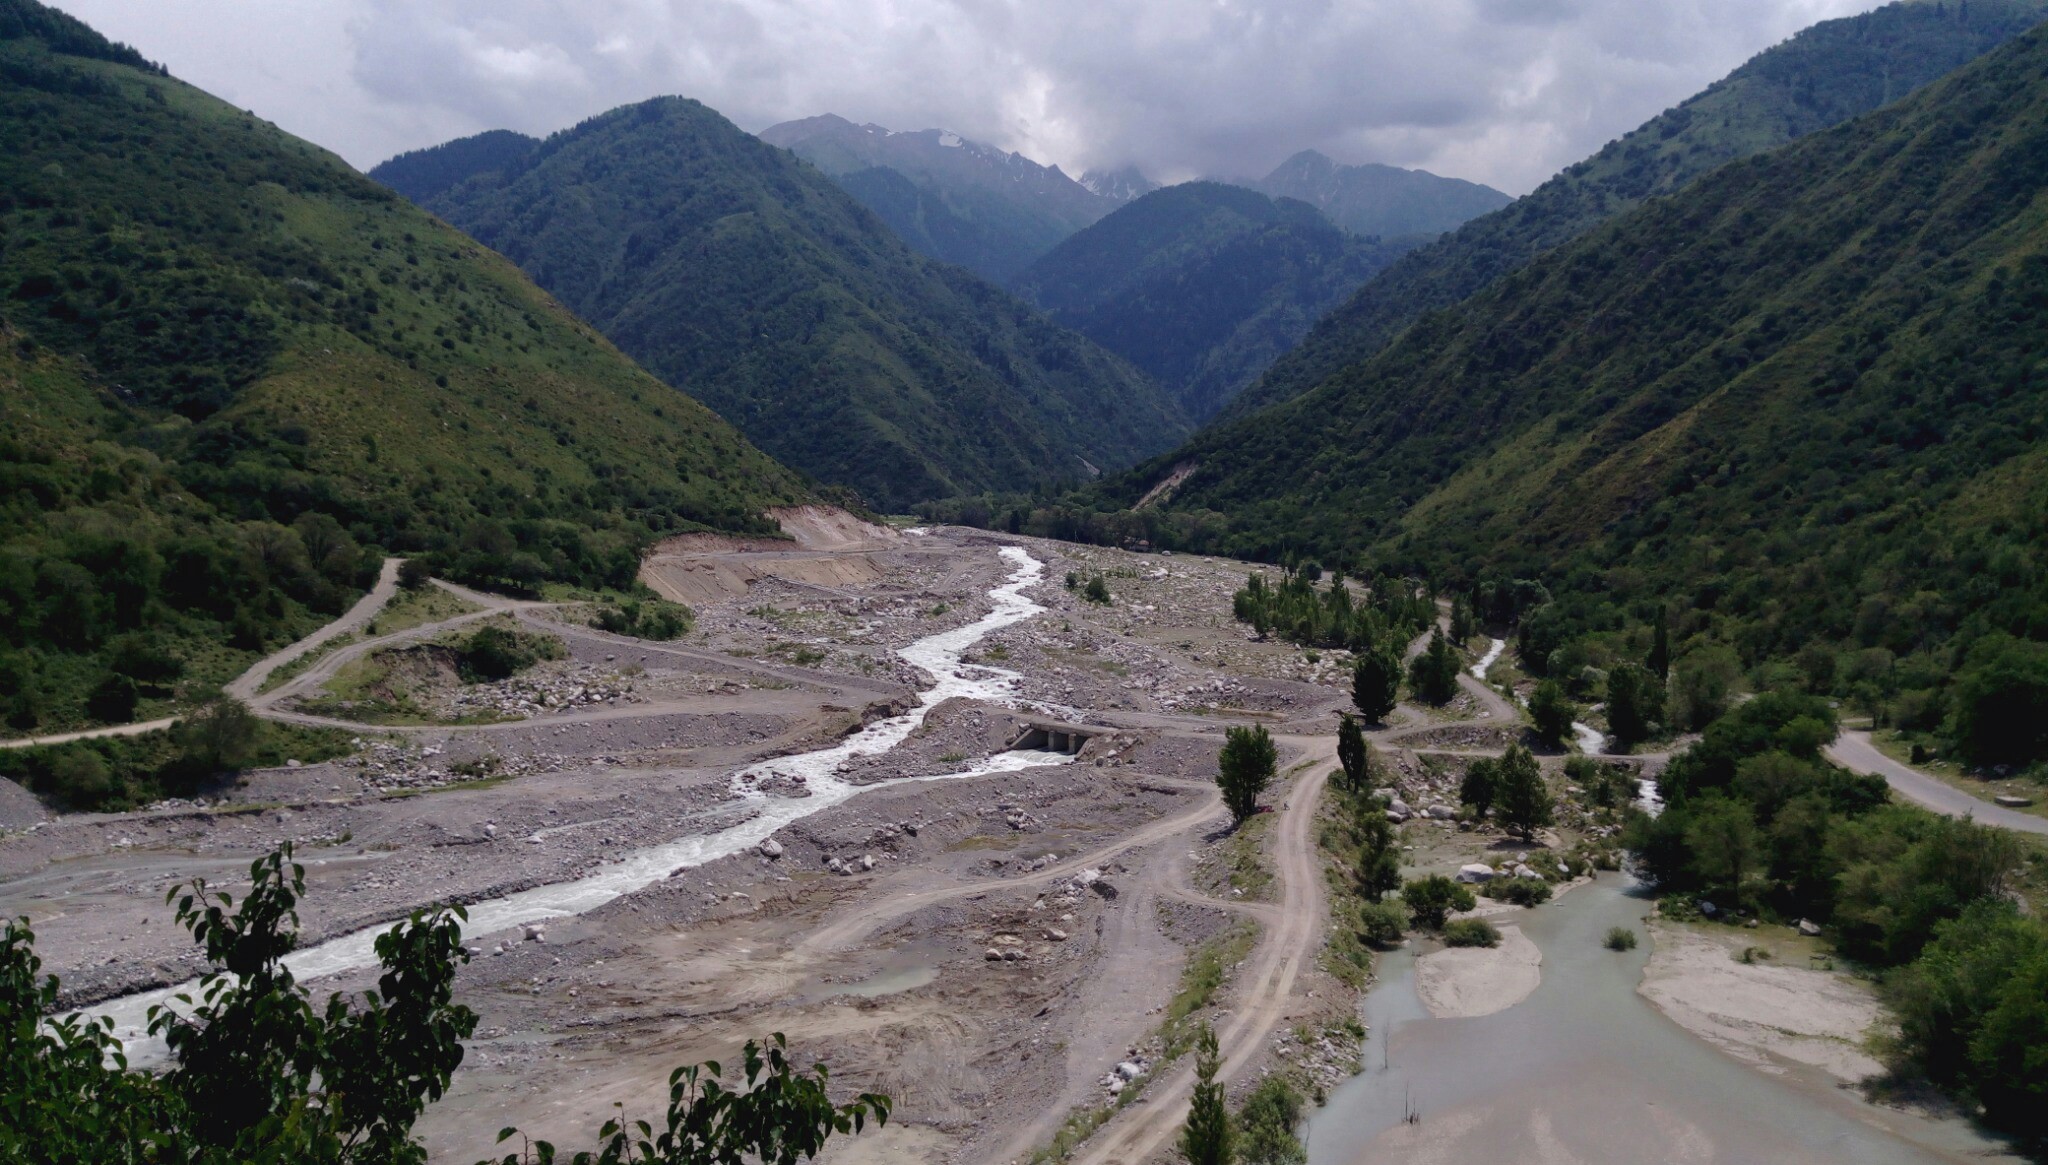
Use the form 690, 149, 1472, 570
0, 843, 890, 1163
483, 1034, 889, 1165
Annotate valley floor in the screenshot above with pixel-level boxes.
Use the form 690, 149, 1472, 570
0, 519, 2020, 1164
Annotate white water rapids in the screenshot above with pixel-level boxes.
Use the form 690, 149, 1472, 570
86, 546, 1071, 1061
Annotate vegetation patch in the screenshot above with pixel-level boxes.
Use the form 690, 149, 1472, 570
0, 702, 351, 811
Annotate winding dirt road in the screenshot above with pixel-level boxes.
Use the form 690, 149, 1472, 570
1069, 735, 1336, 1165
1826, 730, 2048, 836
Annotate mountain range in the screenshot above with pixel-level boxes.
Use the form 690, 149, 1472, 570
1247, 150, 1511, 240
757, 114, 1120, 282
1223, 0, 2048, 421
399, 101, 1190, 510
1011, 183, 1414, 420
1101, 9, 2048, 677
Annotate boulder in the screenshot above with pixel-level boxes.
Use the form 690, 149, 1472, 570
1115, 1061, 1144, 1081
825, 857, 846, 875
1088, 878, 1119, 901
1044, 928, 1068, 942
858, 853, 876, 871
758, 838, 784, 859
1388, 799, 1412, 817
1797, 918, 1822, 937
985, 948, 1004, 961
523, 924, 546, 943
1994, 794, 2035, 809
1456, 863, 1496, 884
1425, 804, 1457, 820
1698, 900, 1718, 916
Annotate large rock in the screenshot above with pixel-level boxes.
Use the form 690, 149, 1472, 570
1797, 918, 1823, 937
758, 838, 784, 859
1456, 863, 1496, 883
1425, 804, 1457, 820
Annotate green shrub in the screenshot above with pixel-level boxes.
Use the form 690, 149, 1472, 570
592, 596, 693, 640
1485, 877, 1552, 907
1604, 926, 1639, 951
1402, 875, 1477, 929
1358, 900, 1407, 948
455, 623, 564, 681
1443, 918, 1502, 947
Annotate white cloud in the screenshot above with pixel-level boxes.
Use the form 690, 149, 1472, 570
52, 0, 1881, 193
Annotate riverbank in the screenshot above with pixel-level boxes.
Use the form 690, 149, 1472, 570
1639, 918, 1885, 1085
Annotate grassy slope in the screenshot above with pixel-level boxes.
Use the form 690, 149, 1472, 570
1221, 0, 2048, 422
0, 5, 805, 733
418, 98, 1189, 511
1012, 182, 1414, 421
1119, 19, 2048, 665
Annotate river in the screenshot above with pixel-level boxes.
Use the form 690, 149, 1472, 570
1307, 875, 2015, 1164
85, 545, 1070, 1060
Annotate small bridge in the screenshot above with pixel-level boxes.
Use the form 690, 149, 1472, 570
1005, 719, 1102, 755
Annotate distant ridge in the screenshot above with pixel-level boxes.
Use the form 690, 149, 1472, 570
759, 114, 1118, 280
1248, 150, 1511, 240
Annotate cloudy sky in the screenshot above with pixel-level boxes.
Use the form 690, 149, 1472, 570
55, 0, 1884, 194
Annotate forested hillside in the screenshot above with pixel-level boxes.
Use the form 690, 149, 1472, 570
0, 0, 807, 735
1248, 150, 1509, 240
1012, 183, 1413, 420
758, 114, 1116, 281
1224, 0, 2048, 421
997, 17, 2048, 762
416, 98, 1188, 509
369, 129, 539, 204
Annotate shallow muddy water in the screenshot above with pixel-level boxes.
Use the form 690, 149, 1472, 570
1307, 876, 2016, 1165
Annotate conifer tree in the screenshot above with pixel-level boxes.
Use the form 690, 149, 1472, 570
1336, 714, 1371, 794
1607, 664, 1661, 749
1409, 628, 1461, 705
1495, 744, 1554, 839
1217, 725, 1277, 823
1459, 756, 1499, 819
1351, 646, 1400, 723
1179, 1024, 1233, 1165
1648, 610, 1671, 681
1528, 679, 1577, 748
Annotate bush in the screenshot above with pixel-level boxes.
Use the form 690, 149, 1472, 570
592, 596, 692, 640
1443, 918, 1502, 947
396, 558, 432, 590
1358, 900, 1407, 948
1485, 877, 1552, 906
1402, 875, 1477, 929
1083, 574, 1111, 605
1604, 926, 1639, 951
456, 622, 564, 681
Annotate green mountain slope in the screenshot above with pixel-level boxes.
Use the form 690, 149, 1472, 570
1108, 17, 2048, 684
370, 129, 539, 204
1012, 182, 1414, 420
1248, 150, 1510, 240
415, 98, 1189, 510
1224, 0, 2048, 421
758, 114, 1115, 281
0, 0, 806, 735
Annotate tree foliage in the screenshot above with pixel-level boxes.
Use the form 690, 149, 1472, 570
1350, 646, 1401, 724
1402, 875, 1476, 930
1335, 713, 1371, 795
0, 843, 889, 1163
1178, 1023, 1233, 1165
1493, 744, 1553, 840
1217, 724, 1277, 823
1528, 680, 1577, 749
1234, 1075, 1305, 1165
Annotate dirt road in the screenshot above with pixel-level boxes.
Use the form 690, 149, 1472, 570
1070, 735, 1336, 1165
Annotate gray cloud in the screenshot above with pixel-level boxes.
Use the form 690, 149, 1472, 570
55, 0, 1878, 193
